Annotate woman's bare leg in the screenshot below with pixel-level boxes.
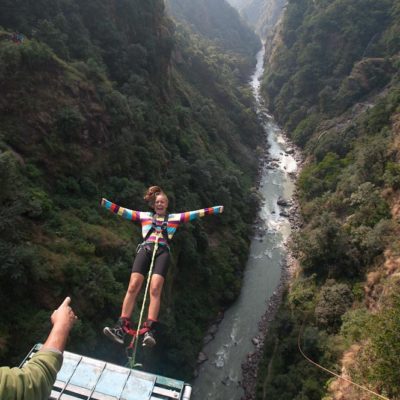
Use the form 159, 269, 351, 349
121, 272, 144, 318
148, 274, 165, 321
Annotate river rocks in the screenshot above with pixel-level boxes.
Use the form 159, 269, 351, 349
215, 310, 224, 323
197, 310, 225, 366
277, 196, 291, 207
251, 337, 262, 348
207, 324, 218, 335
251, 218, 268, 241
197, 352, 208, 364
203, 334, 213, 345
254, 225, 266, 237
286, 147, 295, 154
277, 196, 296, 219
265, 155, 280, 169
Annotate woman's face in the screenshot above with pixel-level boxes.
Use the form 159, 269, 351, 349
154, 194, 168, 216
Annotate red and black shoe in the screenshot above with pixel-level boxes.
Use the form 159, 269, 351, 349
103, 318, 130, 345
142, 320, 157, 348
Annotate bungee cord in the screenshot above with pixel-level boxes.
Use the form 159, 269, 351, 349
127, 234, 160, 369
298, 323, 390, 400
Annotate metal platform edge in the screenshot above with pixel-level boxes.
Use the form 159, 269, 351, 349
21, 343, 192, 400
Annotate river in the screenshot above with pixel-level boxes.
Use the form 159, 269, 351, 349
192, 46, 298, 400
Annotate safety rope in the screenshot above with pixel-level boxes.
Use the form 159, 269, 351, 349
127, 234, 160, 369
298, 323, 391, 400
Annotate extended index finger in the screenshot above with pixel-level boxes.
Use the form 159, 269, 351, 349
59, 296, 71, 308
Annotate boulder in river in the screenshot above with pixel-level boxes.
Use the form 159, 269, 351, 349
207, 324, 218, 335
197, 352, 208, 364
203, 334, 213, 345
277, 196, 291, 207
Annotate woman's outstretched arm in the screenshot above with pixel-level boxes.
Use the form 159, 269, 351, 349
101, 198, 150, 222
174, 205, 224, 223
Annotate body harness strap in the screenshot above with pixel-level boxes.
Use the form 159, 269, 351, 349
142, 214, 170, 247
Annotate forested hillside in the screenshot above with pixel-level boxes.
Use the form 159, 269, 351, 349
257, 0, 400, 399
166, 0, 261, 70
0, 0, 263, 379
225, 0, 286, 36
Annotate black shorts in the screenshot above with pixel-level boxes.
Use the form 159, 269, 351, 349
132, 244, 170, 278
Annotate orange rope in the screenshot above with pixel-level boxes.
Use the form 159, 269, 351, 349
298, 324, 390, 400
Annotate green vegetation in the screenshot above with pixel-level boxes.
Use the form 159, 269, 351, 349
226, 0, 287, 37
257, 0, 400, 398
0, 0, 262, 379
166, 0, 261, 75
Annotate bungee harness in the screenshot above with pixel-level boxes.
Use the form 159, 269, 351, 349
127, 233, 161, 369
137, 213, 170, 253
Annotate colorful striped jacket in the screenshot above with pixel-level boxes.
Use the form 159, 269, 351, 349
101, 198, 223, 247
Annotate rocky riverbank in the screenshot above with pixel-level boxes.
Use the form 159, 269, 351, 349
193, 131, 303, 397
240, 134, 303, 400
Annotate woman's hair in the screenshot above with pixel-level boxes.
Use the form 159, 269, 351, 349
144, 186, 168, 208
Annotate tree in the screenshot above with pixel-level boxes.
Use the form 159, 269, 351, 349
315, 280, 353, 332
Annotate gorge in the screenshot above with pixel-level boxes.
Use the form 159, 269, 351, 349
192, 45, 299, 400
1, 1, 399, 399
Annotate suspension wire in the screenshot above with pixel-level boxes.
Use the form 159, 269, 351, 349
298, 323, 390, 400
128, 234, 160, 369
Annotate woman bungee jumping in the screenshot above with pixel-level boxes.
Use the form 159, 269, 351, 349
102, 186, 223, 347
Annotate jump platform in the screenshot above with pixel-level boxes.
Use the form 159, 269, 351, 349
22, 344, 192, 400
